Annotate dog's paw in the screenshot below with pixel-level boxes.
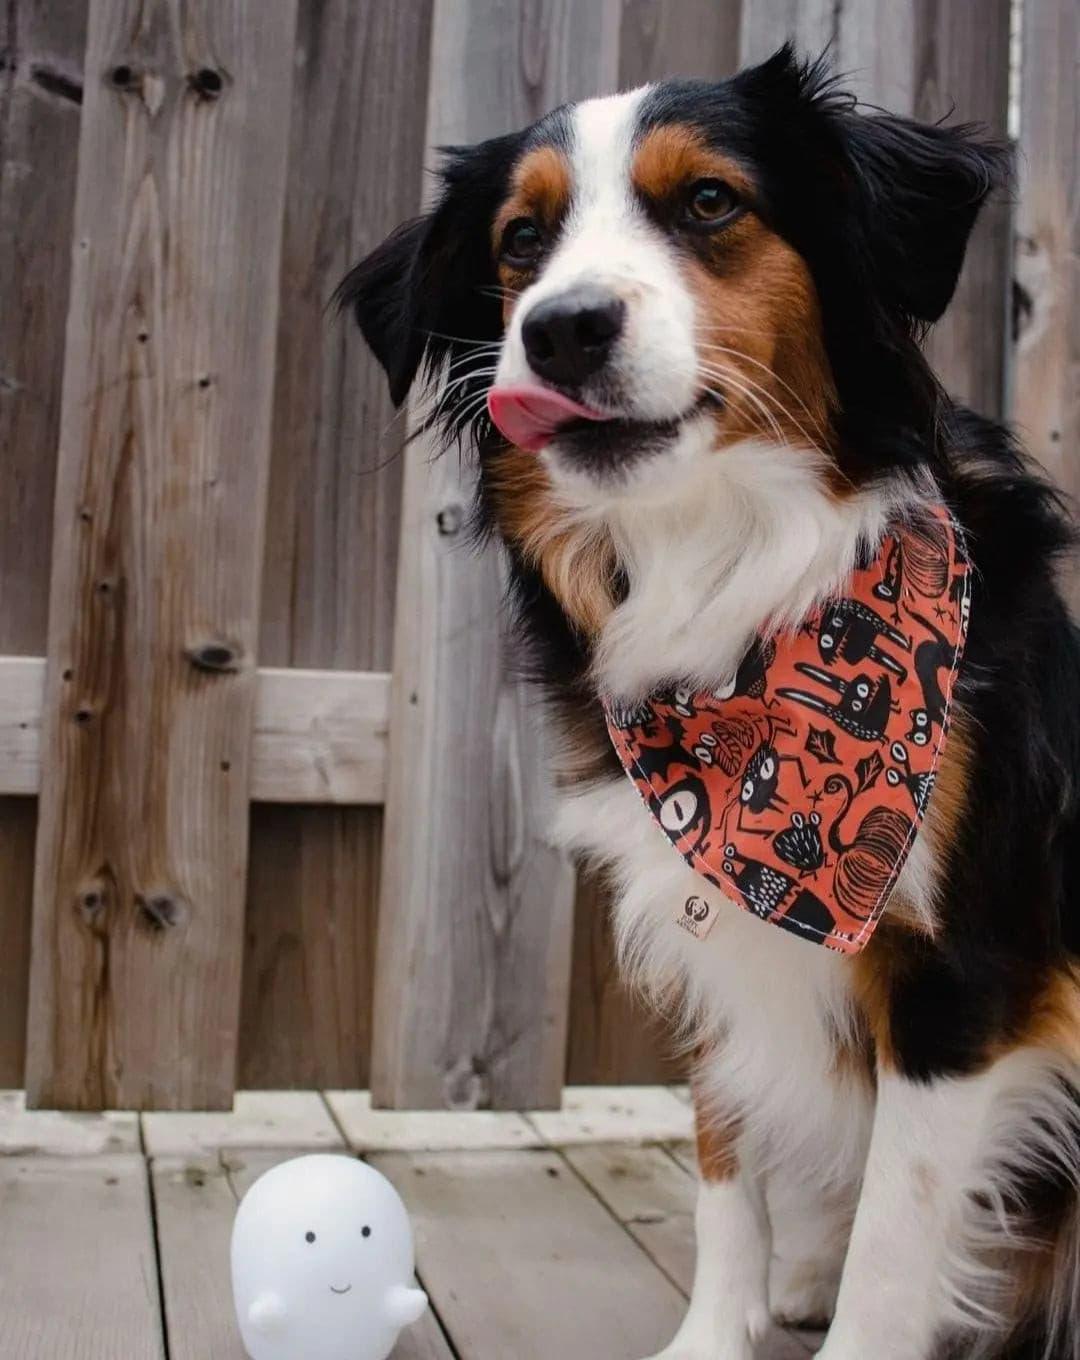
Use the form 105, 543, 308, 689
768, 1257, 839, 1330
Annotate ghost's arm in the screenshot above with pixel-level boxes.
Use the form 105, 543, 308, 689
384, 1284, 428, 1329
247, 1291, 288, 1333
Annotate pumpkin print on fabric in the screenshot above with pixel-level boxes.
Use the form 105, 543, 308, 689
604, 503, 971, 955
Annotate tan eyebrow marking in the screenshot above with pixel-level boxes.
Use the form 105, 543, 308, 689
492, 144, 573, 253
632, 123, 754, 203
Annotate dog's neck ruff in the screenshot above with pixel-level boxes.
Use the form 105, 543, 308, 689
604, 503, 971, 954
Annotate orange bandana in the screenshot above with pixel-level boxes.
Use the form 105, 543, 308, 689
605, 504, 971, 954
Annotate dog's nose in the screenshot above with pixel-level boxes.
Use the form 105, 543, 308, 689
521, 286, 625, 387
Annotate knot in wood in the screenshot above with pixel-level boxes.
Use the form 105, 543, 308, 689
188, 67, 225, 100
442, 1056, 489, 1110
108, 64, 136, 91
135, 891, 186, 933
76, 886, 108, 924
187, 640, 241, 674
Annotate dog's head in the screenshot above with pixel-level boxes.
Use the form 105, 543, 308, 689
342, 44, 1006, 529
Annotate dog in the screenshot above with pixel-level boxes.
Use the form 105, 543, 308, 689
343, 46, 1080, 1360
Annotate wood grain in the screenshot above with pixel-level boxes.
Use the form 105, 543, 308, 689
737, 0, 1011, 415
370, 0, 620, 1111
0, 0, 88, 1086
618, 0, 741, 85
25, 0, 298, 1110
1013, 0, 1080, 607
0, 657, 390, 803
0, 1156, 165, 1356
373, 1148, 687, 1359
738, 0, 835, 65
910, 0, 1012, 415
241, 0, 435, 1092
565, 868, 683, 1086
558, 0, 745, 1089
566, 1144, 824, 1357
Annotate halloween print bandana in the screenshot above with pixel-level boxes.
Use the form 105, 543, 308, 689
604, 504, 971, 955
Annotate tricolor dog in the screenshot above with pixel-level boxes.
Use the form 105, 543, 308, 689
344, 47, 1080, 1360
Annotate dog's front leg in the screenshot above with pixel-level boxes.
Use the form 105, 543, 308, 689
818, 1064, 999, 1360
644, 1112, 771, 1360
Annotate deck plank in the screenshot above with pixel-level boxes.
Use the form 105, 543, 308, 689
142, 1091, 343, 1157
563, 1142, 697, 1291
566, 1143, 821, 1358
153, 1149, 454, 1360
0, 1156, 164, 1357
373, 1148, 686, 1360
0, 1089, 138, 1156
525, 1085, 692, 1146
327, 1090, 539, 1152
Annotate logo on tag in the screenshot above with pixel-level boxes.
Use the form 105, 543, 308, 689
677, 893, 718, 940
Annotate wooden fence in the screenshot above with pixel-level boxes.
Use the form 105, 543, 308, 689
0, 0, 1075, 1110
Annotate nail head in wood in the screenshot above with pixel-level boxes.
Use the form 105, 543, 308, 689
436, 504, 464, 536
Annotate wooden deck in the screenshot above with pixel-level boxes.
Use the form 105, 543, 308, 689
0, 1087, 824, 1358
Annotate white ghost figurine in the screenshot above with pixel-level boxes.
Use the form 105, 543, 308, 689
231, 1154, 428, 1360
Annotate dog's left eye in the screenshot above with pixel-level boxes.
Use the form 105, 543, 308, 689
683, 178, 740, 227
500, 217, 543, 266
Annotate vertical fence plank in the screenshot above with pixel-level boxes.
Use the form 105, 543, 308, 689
239, 0, 434, 1091
1013, 0, 1080, 608
740, 0, 1011, 415
564, 0, 743, 1087
25, 0, 298, 1109
370, 0, 621, 1110
738, 0, 833, 64
0, 2, 88, 1084
619, 0, 740, 85
911, 0, 1012, 415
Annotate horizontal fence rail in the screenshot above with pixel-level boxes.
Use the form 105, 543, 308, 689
0, 0, 1075, 1108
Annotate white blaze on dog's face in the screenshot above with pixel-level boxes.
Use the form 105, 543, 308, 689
488, 87, 835, 506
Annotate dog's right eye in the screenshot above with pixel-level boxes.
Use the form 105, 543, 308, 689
500, 217, 543, 266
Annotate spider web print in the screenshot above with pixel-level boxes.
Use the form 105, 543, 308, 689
604, 502, 972, 955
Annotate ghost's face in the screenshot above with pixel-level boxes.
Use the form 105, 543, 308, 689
232, 1155, 416, 1359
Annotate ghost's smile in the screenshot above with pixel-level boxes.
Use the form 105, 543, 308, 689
329, 1284, 352, 1295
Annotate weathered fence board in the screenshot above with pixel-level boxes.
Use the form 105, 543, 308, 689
911, 0, 1012, 415
1013, 0, 1080, 608
239, 0, 434, 1092
0, 658, 390, 803
740, 0, 1012, 416
0, 1, 88, 1086
619, 0, 740, 85
369, 0, 621, 1110
25, 0, 298, 1109
0, 0, 1075, 1106
563, 1, 742, 1087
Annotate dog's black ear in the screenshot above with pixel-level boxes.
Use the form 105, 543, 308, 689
338, 217, 430, 406
839, 111, 1010, 324
339, 134, 520, 410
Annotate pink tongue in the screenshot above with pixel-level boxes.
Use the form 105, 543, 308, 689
487, 385, 608, 452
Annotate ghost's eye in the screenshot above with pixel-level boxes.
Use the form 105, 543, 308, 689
305, 1231, 317, 1244
362, 1226, 372, 1239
